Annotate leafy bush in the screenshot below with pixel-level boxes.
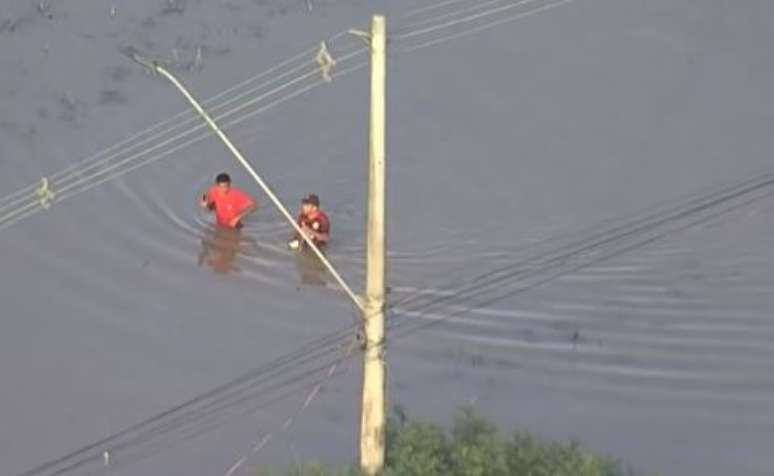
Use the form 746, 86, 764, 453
257, 406, 632, 476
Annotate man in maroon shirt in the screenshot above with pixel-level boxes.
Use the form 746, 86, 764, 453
287, 193, 330, 250
200, 173, 257, 229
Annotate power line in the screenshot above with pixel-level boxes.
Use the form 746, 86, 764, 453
215, 164, 774, 471
0, 0, 572, 233
0, 57, 369, 232
11, 1, 586, 474
222, 337, 360, 476
0, 36, 350, 216
218, 170, 774, 473
398, 0, 574, 53
394, 0, 554, 40
404, 0, 477, 18
14, 326, 357, 476
17, 161, 773, 476
386, 172, 774, 340
0, 40, 367, 230
394, 0, 535, 34
55, 353, 354, 476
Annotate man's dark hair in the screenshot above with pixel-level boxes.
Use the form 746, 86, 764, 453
302, 193, 320, 207
216, 173, 231, 184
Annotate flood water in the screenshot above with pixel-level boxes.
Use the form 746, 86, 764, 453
2, 1, 774, 475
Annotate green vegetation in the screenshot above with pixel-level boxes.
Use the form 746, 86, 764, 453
257, 406, 632, 476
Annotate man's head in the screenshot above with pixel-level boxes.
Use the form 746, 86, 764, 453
301, 193, 320, 214
215, 173, 231, 192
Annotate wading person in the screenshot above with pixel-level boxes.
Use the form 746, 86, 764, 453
287, 193, 330, 250
200, 173, 257, 229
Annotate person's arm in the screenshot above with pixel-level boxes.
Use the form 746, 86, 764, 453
238, 201, 257, 221
303, 218, 329, 244
200, 191, 215, 210
287, 213, 305, 249
304, 225, 329, 243
226, 193, 257, 227
229, 202, 257, 227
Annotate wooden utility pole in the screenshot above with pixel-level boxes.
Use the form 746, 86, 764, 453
360, 14, 387, 476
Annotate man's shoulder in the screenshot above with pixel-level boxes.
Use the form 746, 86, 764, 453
231, 188, 255, 202
206, 186, 221, 201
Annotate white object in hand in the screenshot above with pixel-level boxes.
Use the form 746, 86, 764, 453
288, 239, 300, 250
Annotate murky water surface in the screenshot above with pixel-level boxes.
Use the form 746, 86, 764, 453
2, 1, 774, 475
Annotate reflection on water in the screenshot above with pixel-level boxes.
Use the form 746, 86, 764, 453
294, 247, 328, 287
197, 226, 256, 274
197, 226, 328, 286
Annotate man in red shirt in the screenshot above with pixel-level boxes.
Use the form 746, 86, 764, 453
287, 193, 330, 250
200, 173, 257, 229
